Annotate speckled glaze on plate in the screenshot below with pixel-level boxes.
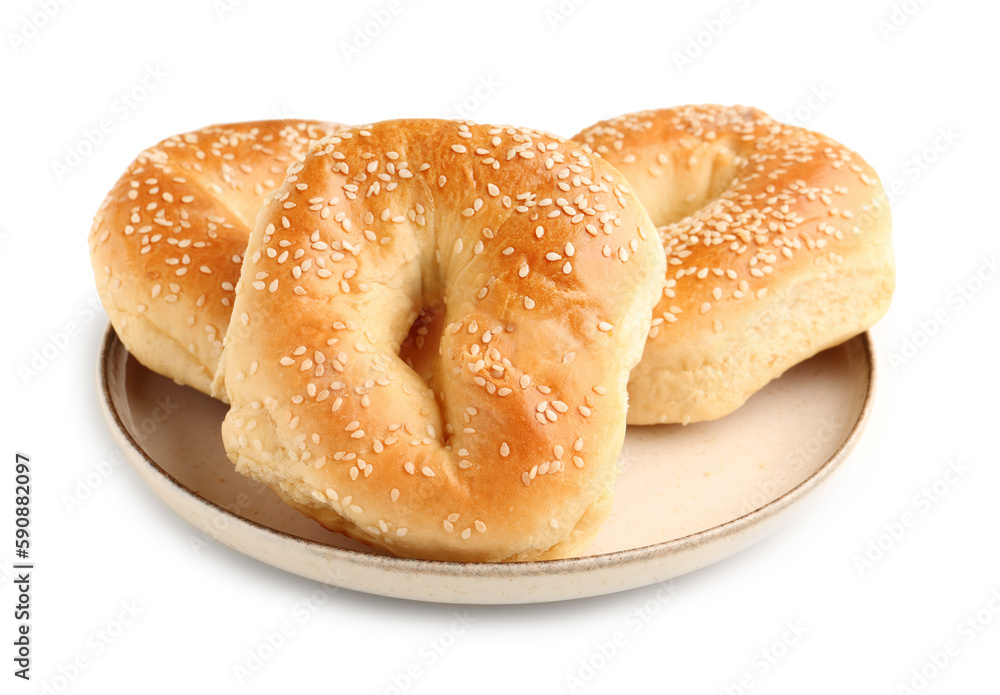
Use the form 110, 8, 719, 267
98, 324, 875, 604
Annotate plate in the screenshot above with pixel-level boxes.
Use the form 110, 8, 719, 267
98, 324, 875, 603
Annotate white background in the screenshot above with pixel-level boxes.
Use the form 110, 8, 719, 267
2, 0, 998, 692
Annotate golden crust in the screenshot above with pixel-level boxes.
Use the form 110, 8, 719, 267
88, 119, 345, 396
573, 105, 895, 424
218, 119, 665, 561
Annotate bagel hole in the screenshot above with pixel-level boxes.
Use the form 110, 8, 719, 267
644, 148, 743, 228
399, 303, 445, 387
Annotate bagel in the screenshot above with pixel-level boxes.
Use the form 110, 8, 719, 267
573, 105, 895, 425
89, 119, 345, 397
216, 119, 666, 562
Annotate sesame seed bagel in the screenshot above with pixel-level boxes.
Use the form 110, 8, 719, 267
573, 105, 895, 425
216, 119, 665, 562
89, 120, 345, 398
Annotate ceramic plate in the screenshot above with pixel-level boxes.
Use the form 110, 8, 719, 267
98, 324, 874, 603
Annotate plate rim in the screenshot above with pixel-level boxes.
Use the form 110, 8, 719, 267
98, 323, 875, 580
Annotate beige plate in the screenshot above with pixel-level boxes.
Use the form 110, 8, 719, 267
98, 324, 875, 604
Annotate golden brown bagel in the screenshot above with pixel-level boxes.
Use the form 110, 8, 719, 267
574, 105, 895, 424
89, 119, 345, 397
216, 119, 666, 562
